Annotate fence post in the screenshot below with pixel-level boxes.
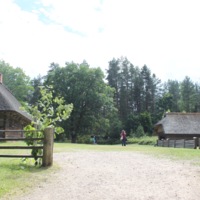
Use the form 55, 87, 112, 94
199, 138, 200, 149
193, 137, 197, 149
42, 127, 54, 167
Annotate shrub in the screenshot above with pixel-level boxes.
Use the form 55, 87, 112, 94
135, 125, 145, 137
76, 135, 92, 144
127, 136, 157, 145
75, 135, 157, 146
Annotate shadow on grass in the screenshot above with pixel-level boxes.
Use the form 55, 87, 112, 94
0, 158, 51, 173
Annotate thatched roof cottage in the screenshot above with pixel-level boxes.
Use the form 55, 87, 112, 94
0, 73, 32, 138
154, 112, 200, 143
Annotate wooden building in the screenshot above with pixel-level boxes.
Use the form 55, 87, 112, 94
154, 112, 200, 145
0, 73, 32, 138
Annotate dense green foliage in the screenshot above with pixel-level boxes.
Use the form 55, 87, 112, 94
27, 85, 73, 133
106, 57, 161, 134
1, 58, 200, 142
0, 60, 33, 103
42, 62, 120, 142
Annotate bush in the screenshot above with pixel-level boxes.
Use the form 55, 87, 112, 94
76, 135, 92, 144
135, 125, 145, 137
75, 135, 157, 146
77, 135, 121, 145
127, 136, 157, 145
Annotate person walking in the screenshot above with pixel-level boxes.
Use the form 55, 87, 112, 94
120, 130, 127, 146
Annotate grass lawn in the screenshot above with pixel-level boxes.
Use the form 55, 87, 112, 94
0, 141, 200, 198
54, 142, 200, 162
0, 141, 56, 198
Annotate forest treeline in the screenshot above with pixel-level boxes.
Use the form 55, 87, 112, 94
1, 58, 200, 142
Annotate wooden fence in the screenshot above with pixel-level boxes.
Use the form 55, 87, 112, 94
157, 137, 200, 149
0, 127, 54, 167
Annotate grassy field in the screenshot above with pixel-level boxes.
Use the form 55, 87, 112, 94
0, 141, 56, 198
54, 142, 200, 161
0, 141, 200, 198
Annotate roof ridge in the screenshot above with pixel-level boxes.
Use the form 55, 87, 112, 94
1, 83, 14, 95
0, 82, 16, 100
0, 83, 21, 111
166, 112, 200, 115
0, 83, 32, 121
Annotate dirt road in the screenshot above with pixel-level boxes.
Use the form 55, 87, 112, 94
7, 151, 200, 200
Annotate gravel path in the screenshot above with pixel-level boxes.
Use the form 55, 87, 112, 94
8, 151, 200, 200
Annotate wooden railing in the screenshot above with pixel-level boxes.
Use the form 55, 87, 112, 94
157, 137, 199, 149
0, 127, 54, 167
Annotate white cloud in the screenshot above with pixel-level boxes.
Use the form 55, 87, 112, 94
0, 0, 200, 82
39, 0, 103, 35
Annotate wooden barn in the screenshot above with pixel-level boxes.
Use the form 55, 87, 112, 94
0, 73, 32, 138
154, 112, 200, 145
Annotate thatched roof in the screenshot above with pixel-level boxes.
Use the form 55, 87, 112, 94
0, 83, 32, 122
154, 112, 200, 135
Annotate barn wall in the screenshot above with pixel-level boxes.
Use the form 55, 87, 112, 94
5, 112, 24, 138
0, 112, 5, 138
166, 134, 200, 146
0, 111, 30, 138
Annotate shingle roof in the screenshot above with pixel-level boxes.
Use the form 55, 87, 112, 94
0, 83, 32, 122
155, 112, 200, 135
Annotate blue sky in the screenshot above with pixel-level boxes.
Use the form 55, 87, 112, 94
0, 0, 200, 82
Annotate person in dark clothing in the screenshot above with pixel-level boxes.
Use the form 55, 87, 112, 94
120, 130, 127, 146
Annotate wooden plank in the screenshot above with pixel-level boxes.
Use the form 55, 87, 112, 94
0, 138, 44, 141
156, 139, 197, 149
163, 140, 169, 147
185, 140, 195, 149
175, 140, 184, 148
0, 130, 39, 132
157, 140, 162, 146
169, 140, 175, 147
0, 155, 43, 158
0, 146, 43, 149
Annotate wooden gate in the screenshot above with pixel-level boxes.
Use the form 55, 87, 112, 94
0, 127, 54, 167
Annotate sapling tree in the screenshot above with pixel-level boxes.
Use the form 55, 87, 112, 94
24, 85, 73, 165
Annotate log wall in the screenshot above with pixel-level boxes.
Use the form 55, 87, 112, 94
157, 138, 198, 149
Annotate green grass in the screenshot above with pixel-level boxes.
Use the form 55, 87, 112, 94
0, 141, 200, 198
0, 158, 57, 198
0, 141, 57, 198
54, 142, 200, 162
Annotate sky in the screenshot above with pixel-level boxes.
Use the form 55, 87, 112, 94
0, 0, 200, 82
